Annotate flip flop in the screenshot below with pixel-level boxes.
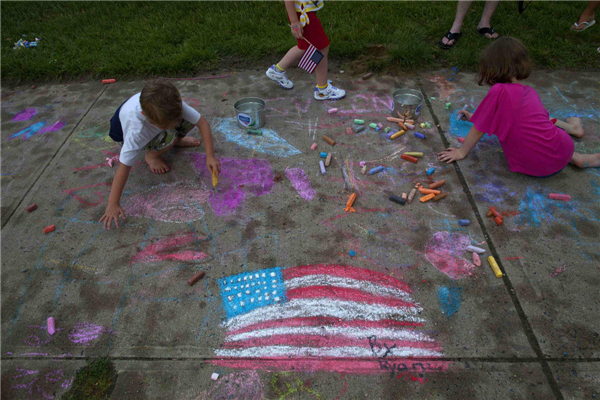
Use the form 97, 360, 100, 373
570, 20, 596, 31
438, 31, 463, 49
477, 27, 498, 39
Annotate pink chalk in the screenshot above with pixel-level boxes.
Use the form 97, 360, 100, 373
377, 123, 384, 129
311, 143, 318, 151
359, 161, 366, 167
328, 108, 338, 114
549, 193, 570, 201
405, 123, 415, 130
47, 317, 56, 335
211, 372, 219, 381
473, 252, 481, 267
457, 137, 465, 143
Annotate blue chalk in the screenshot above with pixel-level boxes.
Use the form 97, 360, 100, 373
414, 132, 425, 139
368, 166, 384, 175
375, 127, 380, 131
458, 219, 470, 226
349, 250, 356, 257
426, 167, 435, 176
319, 152, 327, 158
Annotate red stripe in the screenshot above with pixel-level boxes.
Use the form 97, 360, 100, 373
287, 286, 416, 309
222, 335, 442, 352
228, 317, 423, 337
283, 264, 412, 293
299, 46, 316, 70
211, 358, 448, 374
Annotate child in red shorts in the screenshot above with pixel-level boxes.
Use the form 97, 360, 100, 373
266, 0, 345, 101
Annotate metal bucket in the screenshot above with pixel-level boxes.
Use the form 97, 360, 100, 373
391, 89, 424, 120
234, 97, 266, 129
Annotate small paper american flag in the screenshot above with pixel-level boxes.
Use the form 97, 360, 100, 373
298, 44, 323, 74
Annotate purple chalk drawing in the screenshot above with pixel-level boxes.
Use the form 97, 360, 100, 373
39, 121, 66, 135
13, 108, 37, 121
191, 154, 274, 216
285, 167, 316, 201
45, 369, 64, 383
61, 377, 74, 388
68, 322, 113, 345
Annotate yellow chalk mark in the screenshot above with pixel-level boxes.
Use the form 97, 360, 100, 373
44, 257, 97, 273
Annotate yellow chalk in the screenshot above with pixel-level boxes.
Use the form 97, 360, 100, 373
390, 130, 405, 140
404, 152, 423, 158
488, 256, 503, 278
212, 169, 218, 187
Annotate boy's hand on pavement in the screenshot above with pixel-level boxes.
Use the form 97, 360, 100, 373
207, 156, 221, 177
437, 148, 466, 163
100, 203, 126, 230
290, 22, 303, 40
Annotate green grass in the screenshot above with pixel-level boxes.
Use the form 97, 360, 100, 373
61, 357, 116, 400
2, 1, 599, 83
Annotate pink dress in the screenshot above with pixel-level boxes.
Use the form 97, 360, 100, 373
470, 83, 574, 177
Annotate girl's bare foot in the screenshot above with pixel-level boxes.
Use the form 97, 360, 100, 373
145, 152, 170, 174
565, 117, 585, 138
175, 136, 202, 147
570, 152, 600, 168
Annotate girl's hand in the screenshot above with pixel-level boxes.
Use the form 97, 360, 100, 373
100, 203, 126, 230
207, 156, 221, 177
290, 22, 303, 40
457, 109, 473, 121
438, 148, 466, 163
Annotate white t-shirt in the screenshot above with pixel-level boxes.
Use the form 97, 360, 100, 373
118, 93, 201, 166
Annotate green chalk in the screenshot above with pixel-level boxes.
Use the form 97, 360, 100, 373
246, 129, 263, 136
430, 97, 436, 100
384, 127, 391, 133
425, 122, 432, 128
369, 123, 377, 128
445, 102, 452, 109
354, 119, 365, 125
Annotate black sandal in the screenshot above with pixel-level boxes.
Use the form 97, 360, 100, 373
438, 31, 463, 49
477, 27, 498, 39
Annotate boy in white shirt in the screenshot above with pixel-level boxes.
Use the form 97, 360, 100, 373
100, 80, 220, 229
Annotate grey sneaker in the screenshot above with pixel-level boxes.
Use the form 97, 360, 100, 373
314, 83, 346, 100
266, 65, 293, 89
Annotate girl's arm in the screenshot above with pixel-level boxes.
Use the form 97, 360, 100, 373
196, 116, 221, 175
286, 1, 303, 39
437, 125, 485, 163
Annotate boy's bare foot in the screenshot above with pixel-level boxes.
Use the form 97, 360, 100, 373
175, 136, 202, 147
570, 152, 600, 168
566, 117, 585, 138
145, 152, 170, 174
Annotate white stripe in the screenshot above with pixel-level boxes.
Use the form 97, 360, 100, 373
215, 346, 443, 358
226, 326, 433, 343
285, 275, 413, 302
224, 298, 423, 331
299, 47, 315, 70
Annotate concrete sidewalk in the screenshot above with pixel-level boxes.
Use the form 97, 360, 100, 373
1, 69, 598, 399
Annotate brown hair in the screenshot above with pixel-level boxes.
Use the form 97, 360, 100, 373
140, 80, 183, 127
477, 37, 532, 86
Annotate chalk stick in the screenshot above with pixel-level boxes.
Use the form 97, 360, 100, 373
549, 193, 571, 201
401, 154, 418, 163
319, 160, 327, 175
246, 129, 262, 135
311, 143, 318, 151
397, 121, 407, 131
369, 166, 384, 175
425, 122, 432, 128
212, 170, 218, 187
457, 137, 465, 143
489, 207, 502, 219
466, 245, 485, 254
325, 153, 332, 167
386, 117, 404, 123
405, 152, 423, 158
359, 161, 366, 167
486, 210, 493, 217
494, 216, 503, 226
428, 180, 445, 189
458, 219, 470, 226
414, 132, 426, 140
354, 119, 365, 125
369, 123, 377, 128
362, 72, 373, 80
322, 135, 336, 146
420, 123, 426, 128
432, 192, 448, 201
426, 167, 435, 176
211, 373, 220, 381
419, 188, 440, 195
102, 79, 116, 84
47, 317, 55, 335
26, 204, 37, 212
384, 127, 391, 133
402, 192, 407, 200
349, 250, 356, 257
389, 195, 406, 205
328, 108, 338, 114
187, 271, 206, 286
390, 130, 405, 140
320, 152, 327, 158
457, 104, 468, 120
405, 123, 415, 130
420, 193, 435, 203
377, 123, 384, 129
44, 225, 55, 234
408, 188, 417, 204
361, 165, 367, 175
346, 127, 353, 135
405, 119, 415, 125
355, 126, 365, 133
488, 256, 503, 278
375, 127, 380, 131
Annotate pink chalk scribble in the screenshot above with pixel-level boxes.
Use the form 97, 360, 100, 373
68, 322, 114, 346
132, 232, 208, 264
285, 167, 316, 201
425, 232, 475, 279
549, 266, 566, 277
13, 108, 38, 121
38, 121, 66, 135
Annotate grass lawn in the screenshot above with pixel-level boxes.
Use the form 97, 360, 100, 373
1, 1, 599, 83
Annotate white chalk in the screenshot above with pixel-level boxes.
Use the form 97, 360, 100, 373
211, 373, 219, 381
465, 245, 486, 254
319, 160, 327, 175
457, 104, 469, 121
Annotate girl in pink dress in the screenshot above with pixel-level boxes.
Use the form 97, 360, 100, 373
438, 37, 600, 175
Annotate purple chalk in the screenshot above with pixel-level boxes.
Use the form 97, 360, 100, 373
47, 317, 56, 335
414, 132, 425, 140
319, 160, 327, 175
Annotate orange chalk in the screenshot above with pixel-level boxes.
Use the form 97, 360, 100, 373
323, 135, 336, 146
44, 225, 55, 234
386, 117, 404, 123
428, 180, 445, 189
489, 206, 502, 219
187, 271, 206, 286
397, 121, 407, 131
344, 193, 357, 212
494, 216, 504, 225
433, 192, 449, 201
102, 79, 116, 84
401, 154, 418, 163
486, 210, 494, 218
420, 193, 435, 203
419, 188, 441, 195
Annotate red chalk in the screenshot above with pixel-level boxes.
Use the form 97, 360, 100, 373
102, 79, 116, 84
47, 317, 56, 335
494, 216, 503, 226
550, 118, 557, 124
26, 204, 38, 212
457, 137, 465, 143
489, 206, 502, 219
44, 225, 55, 234
401, 154, 418, 163
549, 193, 570, 201
187, 271, 206, 286
346, 127, 353, 135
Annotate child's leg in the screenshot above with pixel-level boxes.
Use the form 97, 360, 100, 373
570, 152, 600, 168
315, 45, 329, 87
554, 117, 584, 138
278, 46, 306, 70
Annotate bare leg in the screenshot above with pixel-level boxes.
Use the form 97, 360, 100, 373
570, 152, 600, 168
441, 1, 474, 46
554, 117, 584, 138
278, 46, 306, 70
478, 1, 500, 38
572, 1, 600, 30
315, 45, 329, 87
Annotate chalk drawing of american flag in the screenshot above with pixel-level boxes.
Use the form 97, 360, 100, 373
213, 264, 445, 374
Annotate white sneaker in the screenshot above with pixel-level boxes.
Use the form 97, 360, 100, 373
314, 83, 346, 100
266, 65, 293, 89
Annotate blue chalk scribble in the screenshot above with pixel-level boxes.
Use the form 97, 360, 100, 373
437, 286, 462, 317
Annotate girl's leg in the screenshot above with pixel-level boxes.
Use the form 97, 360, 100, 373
315, 45, 329, 87
278, 46, 306, 70
554, 117, 584, 138
570, 152, 600, 168
478, 1, 500, 38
